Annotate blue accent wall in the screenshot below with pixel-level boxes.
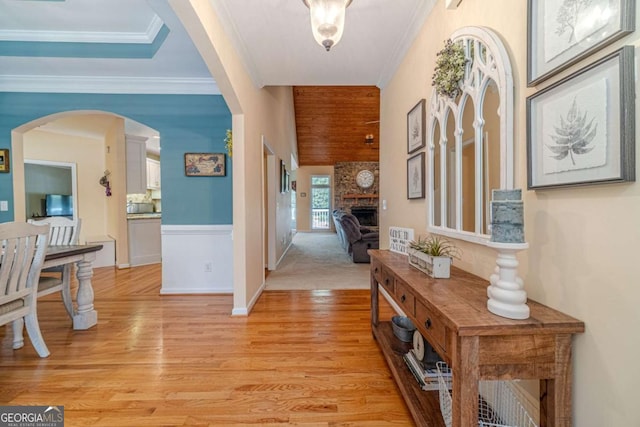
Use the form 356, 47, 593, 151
0, 92, 232, 225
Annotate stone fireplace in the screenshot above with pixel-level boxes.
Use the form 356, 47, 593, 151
350, 206, 378, 227
334, 161, 379, 227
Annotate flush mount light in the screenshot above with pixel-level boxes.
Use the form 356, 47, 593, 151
302, 0, 353, 52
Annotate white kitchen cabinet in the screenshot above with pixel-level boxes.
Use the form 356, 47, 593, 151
126, 135, 147, 194
128, 217, 161, 266
146, 158, 161, 189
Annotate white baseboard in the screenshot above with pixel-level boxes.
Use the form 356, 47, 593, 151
232, 280, 266, 316
276, 238, 294, 268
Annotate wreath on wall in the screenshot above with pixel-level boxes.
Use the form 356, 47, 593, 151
431, 39, 468, 99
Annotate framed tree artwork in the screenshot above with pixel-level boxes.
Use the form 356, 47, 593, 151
527, 0, 635, 86
527, 47, 635, 189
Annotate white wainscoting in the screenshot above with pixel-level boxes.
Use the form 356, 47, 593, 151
161, 225, 233, 294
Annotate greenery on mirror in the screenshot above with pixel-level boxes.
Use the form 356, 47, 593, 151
224, 129, 233, 157
409, 234, 461, 259
432, 39, 468, 99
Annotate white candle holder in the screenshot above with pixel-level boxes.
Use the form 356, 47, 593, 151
485, 241, 530, 320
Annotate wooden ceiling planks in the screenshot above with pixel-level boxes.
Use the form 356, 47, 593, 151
293, 86, 380, 166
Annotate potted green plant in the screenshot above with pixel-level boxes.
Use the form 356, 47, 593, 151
407, 234, 461, 278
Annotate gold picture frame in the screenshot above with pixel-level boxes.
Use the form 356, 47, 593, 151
184, 153, 226, 177
0, 149, 9, 173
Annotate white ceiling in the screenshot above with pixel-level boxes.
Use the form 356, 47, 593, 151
211, 0, 436, 87
0, 0, 435, 91
1, 0, 435, 152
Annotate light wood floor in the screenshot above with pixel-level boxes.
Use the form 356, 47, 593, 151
0, 264, 414, 426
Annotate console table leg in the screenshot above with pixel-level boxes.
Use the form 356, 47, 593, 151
454, 336, 479, 427
371, 273, 379, 327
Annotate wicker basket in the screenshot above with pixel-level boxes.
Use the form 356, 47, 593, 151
436, 361, 538, 427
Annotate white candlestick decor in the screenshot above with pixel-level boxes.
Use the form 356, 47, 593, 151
486, 241, 529, 319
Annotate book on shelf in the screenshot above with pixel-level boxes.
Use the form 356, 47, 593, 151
403, 350, 451, 391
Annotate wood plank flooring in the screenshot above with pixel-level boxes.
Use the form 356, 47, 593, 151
0, 264, 414, 426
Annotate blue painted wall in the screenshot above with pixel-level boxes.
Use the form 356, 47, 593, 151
0, 92, 232, 225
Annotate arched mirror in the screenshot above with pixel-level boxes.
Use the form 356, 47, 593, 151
427, 26, 514, 244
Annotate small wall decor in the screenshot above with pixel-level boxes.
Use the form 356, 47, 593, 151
99, 170, 112, 197
185, 153, 226, 176
407, 99, 426, 154
224, 129, 233, 157
527, 46, 635, 190
280, 160, 289, 193
0, 149, 9, 173
527, 0, 636, 86
407, 152, 425, 199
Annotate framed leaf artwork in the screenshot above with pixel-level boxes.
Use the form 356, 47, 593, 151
526, 47, 635, 189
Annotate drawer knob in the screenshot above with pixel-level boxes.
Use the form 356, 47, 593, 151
385, 278, 390, 285
401, 294, 406, 303
425, 318, 432, 329
374, 267, 379, 274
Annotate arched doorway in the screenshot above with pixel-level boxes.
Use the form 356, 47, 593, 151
12, 110, 161, 268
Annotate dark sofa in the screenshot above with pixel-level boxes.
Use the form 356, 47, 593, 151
332, 209, 379, 263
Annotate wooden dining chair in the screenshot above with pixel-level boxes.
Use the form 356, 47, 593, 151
0, 221, 51, 357
28, 217, 81, 319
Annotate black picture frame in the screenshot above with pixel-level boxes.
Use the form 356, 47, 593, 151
184, 153, 225, 176
407, 152, 425, 199
407, 99, 426, 154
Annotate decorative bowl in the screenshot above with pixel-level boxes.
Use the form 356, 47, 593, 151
391, 315, 416, 342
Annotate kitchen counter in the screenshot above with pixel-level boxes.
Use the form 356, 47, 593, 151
127, 213, 161, 220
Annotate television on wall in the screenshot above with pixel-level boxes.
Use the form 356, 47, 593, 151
45, 194, 73, 217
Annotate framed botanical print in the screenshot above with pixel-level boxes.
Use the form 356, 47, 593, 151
527, 47, 635, 189
407, 99, 426, 154
527, 0, 635, 86
407, 152, 425, 199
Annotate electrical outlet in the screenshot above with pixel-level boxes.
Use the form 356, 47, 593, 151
204, 262, 212, 272
0, 201, 7, 211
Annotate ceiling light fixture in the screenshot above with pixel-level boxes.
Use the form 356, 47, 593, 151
302, 0, 353, 52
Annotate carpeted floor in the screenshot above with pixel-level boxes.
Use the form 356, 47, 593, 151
265, 231, 371, 290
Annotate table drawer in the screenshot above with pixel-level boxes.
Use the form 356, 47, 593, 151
415, 300, 446, 353
394, 280, 415, 316
372, 259, 395, 294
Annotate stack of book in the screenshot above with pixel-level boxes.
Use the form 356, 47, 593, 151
402, 349, 451, 391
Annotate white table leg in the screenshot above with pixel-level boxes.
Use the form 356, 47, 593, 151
72, 258, 98, 329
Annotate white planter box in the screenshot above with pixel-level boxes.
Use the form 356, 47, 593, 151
407, 248, 452, 278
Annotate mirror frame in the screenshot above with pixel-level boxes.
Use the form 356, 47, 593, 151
427, 26, 514, 244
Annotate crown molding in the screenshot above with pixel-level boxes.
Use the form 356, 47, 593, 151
0, 14, 164, 44
0, 75, 220, 95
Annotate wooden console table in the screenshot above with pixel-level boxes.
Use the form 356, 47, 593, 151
369, 250, 584, 427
